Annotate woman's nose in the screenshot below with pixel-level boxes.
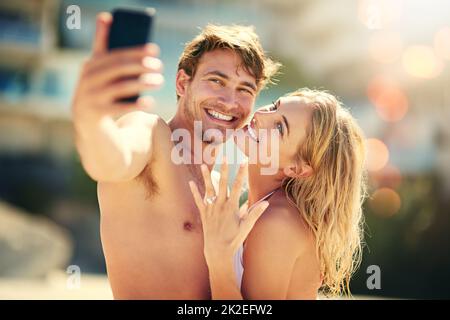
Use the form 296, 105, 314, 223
256, 104, 275, 114
252, 112, 270, 129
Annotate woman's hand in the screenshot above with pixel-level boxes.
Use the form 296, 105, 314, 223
188, 159, 269, 265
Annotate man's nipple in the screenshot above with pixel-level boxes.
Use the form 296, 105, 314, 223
183, 221, 194, 231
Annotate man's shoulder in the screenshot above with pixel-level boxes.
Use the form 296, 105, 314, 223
105, 112, 173, 197
116, 111, 163, 127
116, 111, 172, 141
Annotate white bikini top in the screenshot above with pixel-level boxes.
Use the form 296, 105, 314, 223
233, 189, 278, 290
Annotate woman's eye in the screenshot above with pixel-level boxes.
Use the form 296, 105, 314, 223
269, 101, 278, 111
276, 123, 284, 135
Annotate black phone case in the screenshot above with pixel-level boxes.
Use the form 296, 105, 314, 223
107, 8, 155, 103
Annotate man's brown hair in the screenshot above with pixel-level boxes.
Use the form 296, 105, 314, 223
177, 24, 281, 99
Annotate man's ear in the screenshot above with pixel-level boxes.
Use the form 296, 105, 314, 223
176, 69, 191, 98
283, 161, 313, 179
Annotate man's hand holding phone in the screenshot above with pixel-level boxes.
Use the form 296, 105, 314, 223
72, 11, 164, 182
72, 11, 163, 126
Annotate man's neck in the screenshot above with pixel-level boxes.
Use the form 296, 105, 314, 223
168, 112, 220, 171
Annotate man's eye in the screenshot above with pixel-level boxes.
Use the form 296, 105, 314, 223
210, 78, 223, 85
239, 88, 252, 95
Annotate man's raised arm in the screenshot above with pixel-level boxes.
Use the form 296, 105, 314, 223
71, 13, 164, 182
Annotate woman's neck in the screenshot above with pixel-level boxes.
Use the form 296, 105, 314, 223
247, 164, 283, 207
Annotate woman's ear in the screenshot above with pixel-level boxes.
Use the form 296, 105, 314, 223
283, 161, 313, 179
175, 69, 191, 98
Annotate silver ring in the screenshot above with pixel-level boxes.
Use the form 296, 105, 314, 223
205, 196, 217, 205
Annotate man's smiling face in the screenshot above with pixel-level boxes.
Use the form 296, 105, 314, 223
178, 49, 257, 140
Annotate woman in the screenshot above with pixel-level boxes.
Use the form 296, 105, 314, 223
189, 88, 367, 299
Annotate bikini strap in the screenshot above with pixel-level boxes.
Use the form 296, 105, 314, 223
247, 188, 279, 212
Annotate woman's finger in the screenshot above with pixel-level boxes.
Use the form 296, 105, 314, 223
189, 180, 206, 215
239, 201, 269, 239
230, 161, 248, 203
217, 156, 229, 203
238, 202, 249, 220
200, 164, 216, 200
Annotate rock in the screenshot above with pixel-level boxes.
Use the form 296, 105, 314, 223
0, 201, 73, 278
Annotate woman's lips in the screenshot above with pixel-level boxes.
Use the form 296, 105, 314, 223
247, 124, 259, 142
243, 123, 258, 143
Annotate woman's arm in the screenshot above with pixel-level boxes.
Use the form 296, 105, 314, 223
205, 256, 243, 300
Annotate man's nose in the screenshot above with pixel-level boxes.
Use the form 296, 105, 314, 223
218, 89, 238, 111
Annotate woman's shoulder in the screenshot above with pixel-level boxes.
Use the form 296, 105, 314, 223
246, 190, 315, 255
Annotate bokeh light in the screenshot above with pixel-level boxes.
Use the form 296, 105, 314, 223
402, 45, 444, 79
370, 164, 402, 189
357, 0, 403, 30
369, 187, 402, 217
368, 31, 403, 64
367, 76, 409, 122
434, 27, 450, 60
365, 138, 390, 171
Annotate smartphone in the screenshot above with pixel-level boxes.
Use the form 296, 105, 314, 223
107, 7, 155, 102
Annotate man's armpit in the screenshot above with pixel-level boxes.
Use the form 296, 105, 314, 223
136, 158, 159, 199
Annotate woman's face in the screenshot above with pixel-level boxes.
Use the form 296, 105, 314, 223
235, 95, 313, 173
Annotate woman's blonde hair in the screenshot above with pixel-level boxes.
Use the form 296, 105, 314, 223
282, 88, 367, 297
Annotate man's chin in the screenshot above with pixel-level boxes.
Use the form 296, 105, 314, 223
201, 126, 233, 145
195, 112, 249, 144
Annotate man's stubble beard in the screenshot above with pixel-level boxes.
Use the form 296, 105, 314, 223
182, 86, 252, 146
182, 86, 206, 142
182, 87, 226, 145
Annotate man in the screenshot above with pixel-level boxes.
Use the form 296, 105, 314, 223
72, 12, 280, 299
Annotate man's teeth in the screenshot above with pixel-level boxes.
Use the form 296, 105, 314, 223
207, 110, 234, 122
248, 125, 258, 142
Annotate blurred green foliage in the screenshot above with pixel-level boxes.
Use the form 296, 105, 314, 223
351, 174, 450, 299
